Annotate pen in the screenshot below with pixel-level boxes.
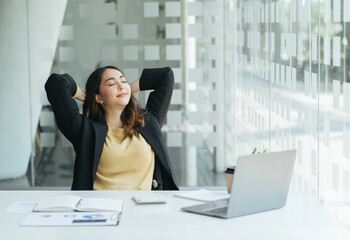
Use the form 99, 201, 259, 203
116, 212, 122, 226
72, 219, 107, 223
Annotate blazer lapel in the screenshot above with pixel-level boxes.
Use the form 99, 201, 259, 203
91, 119, 108, 180
139, 118, 174, 179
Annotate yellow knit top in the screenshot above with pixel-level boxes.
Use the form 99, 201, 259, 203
93, 124, 155, 191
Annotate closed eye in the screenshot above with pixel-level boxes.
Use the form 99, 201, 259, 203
120, 76, 127, 83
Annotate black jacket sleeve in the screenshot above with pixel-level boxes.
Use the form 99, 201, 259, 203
44, 73, 83, 145
139, 67, 174, 127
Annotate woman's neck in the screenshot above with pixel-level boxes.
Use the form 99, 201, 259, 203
105, 109, 124, 128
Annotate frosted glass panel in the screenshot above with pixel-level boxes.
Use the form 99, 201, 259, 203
167, 133, 182, 147
101, 25, 116, 39
123, 46, 138, 61
332, 80, 340, 109
167, 111, 182, 125
324, 37, 330, 65
165, 2, 181, 17
124, 68, 138, 82
144, 45, 160, 61
312, 34, 317, 61
102, 46, 117, 61
188, 2, 202, 16
333, 0, 340, 22
123, 24, 138, 39
344, 1, 350, 22
172, 68, 182, 83
171, 89, 182, 105
333, 37, 341, 66
166, 23, 181, 39
324, 0, 330, 23
144, 2, 159, 17
166, 45, 181, 60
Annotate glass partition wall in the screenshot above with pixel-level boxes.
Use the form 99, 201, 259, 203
0, 0, 227, 188
42, 0, 227, 187
0, 0, 349, 229
231, 0, 350, 229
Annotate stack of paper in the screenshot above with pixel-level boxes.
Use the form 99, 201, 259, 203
174, 189, 230, 202
20, 195, 123, 226
21, 211, 121, 226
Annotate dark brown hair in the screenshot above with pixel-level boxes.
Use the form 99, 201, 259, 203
83, 66, 145, 137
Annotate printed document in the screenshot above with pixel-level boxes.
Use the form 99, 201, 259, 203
21, 211, 121, 226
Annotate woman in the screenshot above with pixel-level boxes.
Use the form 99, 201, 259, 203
45, 66, 178, 191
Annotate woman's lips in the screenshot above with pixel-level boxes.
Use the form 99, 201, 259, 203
117, 92, 128, 97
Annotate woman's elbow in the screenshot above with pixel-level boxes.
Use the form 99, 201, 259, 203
45, 73, 58, 93
165, 67, 174, 87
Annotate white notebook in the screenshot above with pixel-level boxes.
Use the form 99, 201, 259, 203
174, 189, 230, 202
33, 195, 123, 212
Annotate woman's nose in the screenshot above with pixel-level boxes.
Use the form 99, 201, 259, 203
118, 83, 124, 90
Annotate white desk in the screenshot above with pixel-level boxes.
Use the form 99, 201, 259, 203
0, 190, 349, 240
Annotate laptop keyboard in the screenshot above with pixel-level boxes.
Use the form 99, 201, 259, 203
202, 206, 228, 215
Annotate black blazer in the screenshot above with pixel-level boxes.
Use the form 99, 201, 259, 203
45, 67, 179, 190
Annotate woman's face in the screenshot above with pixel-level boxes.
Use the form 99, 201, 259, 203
96, 68, 131, 110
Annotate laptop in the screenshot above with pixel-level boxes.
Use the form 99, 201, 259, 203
181, 150, 297, 218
